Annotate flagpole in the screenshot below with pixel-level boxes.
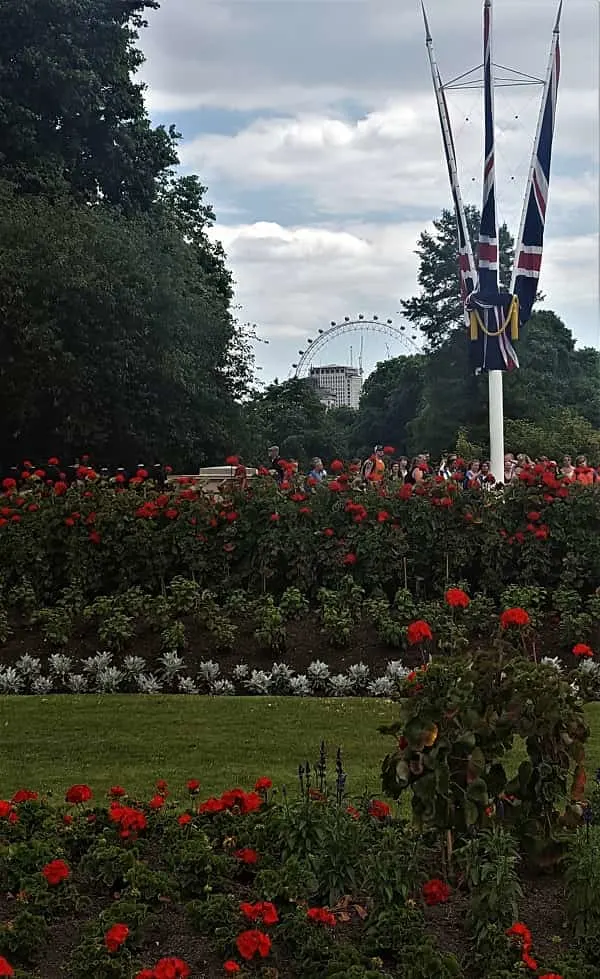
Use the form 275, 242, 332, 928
482, 0, 505, 485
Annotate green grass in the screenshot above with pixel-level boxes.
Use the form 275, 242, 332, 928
1, 696, 599, 804
0, 696, 398, 800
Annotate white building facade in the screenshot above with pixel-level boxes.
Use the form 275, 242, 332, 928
309, 365, 363, 410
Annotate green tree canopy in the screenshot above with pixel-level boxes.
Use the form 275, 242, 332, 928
355, 355, 426, 457
0, 0, 177, 209
401, 205, 514, 347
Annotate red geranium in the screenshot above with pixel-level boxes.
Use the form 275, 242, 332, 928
500, 607, 530, 629
224, 964, 241, 974
235, 847, 259, 864
235, 929, 272, 961
368, 799, 391, 821
254, 776, 272, 792
109, 786, 126, 798
444, 588, 470, 608
178, 813, 192, 826
0, 956, 13, 976
240, 901, 279, 925
330, 459, 344, 473
105, 923, 129, 953
152, 958, 190, 979
343, 553, 357, 566
109, 803, 147, 840
573, 643, 593, 658
225, 455, 240, 466
406, 620, 433, 645
11, 789, 38, 804
186, 779, 200, 793
422, 878, 451, 906
65, 784, 92, 805
307, 907, 336, 926
42, 859, 70, 886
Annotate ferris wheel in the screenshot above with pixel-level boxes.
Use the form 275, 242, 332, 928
291, 315, 422, 378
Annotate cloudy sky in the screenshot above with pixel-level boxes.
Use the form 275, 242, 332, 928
140, 0, 600, 383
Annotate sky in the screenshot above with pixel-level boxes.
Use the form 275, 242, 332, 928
139, 0, 600, 384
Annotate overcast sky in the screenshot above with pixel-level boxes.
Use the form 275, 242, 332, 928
139, 0, 600, 383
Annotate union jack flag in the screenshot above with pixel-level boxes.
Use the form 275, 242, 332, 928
512, 3, 562, 325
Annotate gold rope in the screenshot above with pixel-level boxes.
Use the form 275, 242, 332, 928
469, 295, 519, 341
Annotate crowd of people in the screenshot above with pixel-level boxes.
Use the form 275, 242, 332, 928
1, 446, 599, 495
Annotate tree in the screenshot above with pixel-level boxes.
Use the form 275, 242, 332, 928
0, 0, 178, 210
505, 409, 600, 464
0, 181, 247, 469
354, 356, 426, 457
401, 206, 515, 347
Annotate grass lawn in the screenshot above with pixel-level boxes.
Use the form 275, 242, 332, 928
1, 696, 599, 804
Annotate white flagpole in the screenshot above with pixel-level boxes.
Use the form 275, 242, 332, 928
483, 0, 505, 485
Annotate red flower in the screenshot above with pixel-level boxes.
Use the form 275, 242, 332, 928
225, 511, 238, 522
328, 480, 342, 492
235, 848, 259, 864
377, 510, 390, 523
42, 859, 70, 886
270, 513, 280, 522
235, 929, 272, 961
383, 445, 395, 455
240, 901, 278, 925
105, 923, 129, 953
406, 620, 433, 645
500, 607, 530, 629
521, 951, 538, 971
224, 964, 241, 974
445, 588, 470, 609
11, 789, 38, 804
156, 779, 168, 794
526, 511, 541, 522
506, 922, 533, 949
88, 530, 102, 545
186, 779, 200, 793
538, 975, 564, 979
108, 803, 147, 839
65, 784, 92, 805
573, 643, 593, 658
0, 956, 14, 976
330, 459, 344, 473
148, 794, 165, 810
199, 797, 225, 814
152, 958, 191, 979
255, 777, 272, 792
346, 805, 360, 820
307, 907, 336, 926
226, 455, 240, 466
343, 553, 357, 566
368, 799, 391, 821
422, 878, 451, 906
178, 813, 192, 826
109, 786, 126, 798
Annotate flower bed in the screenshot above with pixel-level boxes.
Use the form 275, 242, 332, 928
1, 467, 600, 608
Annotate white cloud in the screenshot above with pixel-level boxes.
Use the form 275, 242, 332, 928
211, 220, 599, 381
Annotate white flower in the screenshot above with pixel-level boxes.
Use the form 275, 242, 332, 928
244, 670, 272, 694
328, 674, 355, 697
48, 654, 72, 676
270, 662, 295, 692
211, 679, 235, 696
385, 660, 410, 680
135, 674, 163, 694
348, 662, 370, 689
232, 663, 249, 681
16, 654, 41, 677
367, 676, 395, 697
32, 675, 54, 695
289, 675, 311, 696
0, 667, 24, 693
82, 651, 113, 674
96, 667, 125, 692
159, 650, 185, 680
541, 656, 563, 672
123, 655, 146, 676
307, 660, 330, 691
197, 660, 221, 683
178, 676, 199, 695
67, 674, 89, 693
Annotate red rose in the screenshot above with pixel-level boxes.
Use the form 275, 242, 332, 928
573, 643, 593, 658
406, 620, 433, 645
65, 784, 92, 805
500, 607, 530, 629
444, 588, 470, 609
42, 859, 70, 886
422, 878, 451, 906
105, 923, 129, 953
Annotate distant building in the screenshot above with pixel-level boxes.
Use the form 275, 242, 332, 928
309, 365, 363, 410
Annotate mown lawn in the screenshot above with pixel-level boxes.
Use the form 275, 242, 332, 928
1, 696, 599, 803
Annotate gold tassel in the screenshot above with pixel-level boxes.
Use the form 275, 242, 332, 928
510, 296, 519, 340
469, 311, 478, 341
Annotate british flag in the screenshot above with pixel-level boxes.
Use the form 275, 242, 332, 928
512, 2, 562, 325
